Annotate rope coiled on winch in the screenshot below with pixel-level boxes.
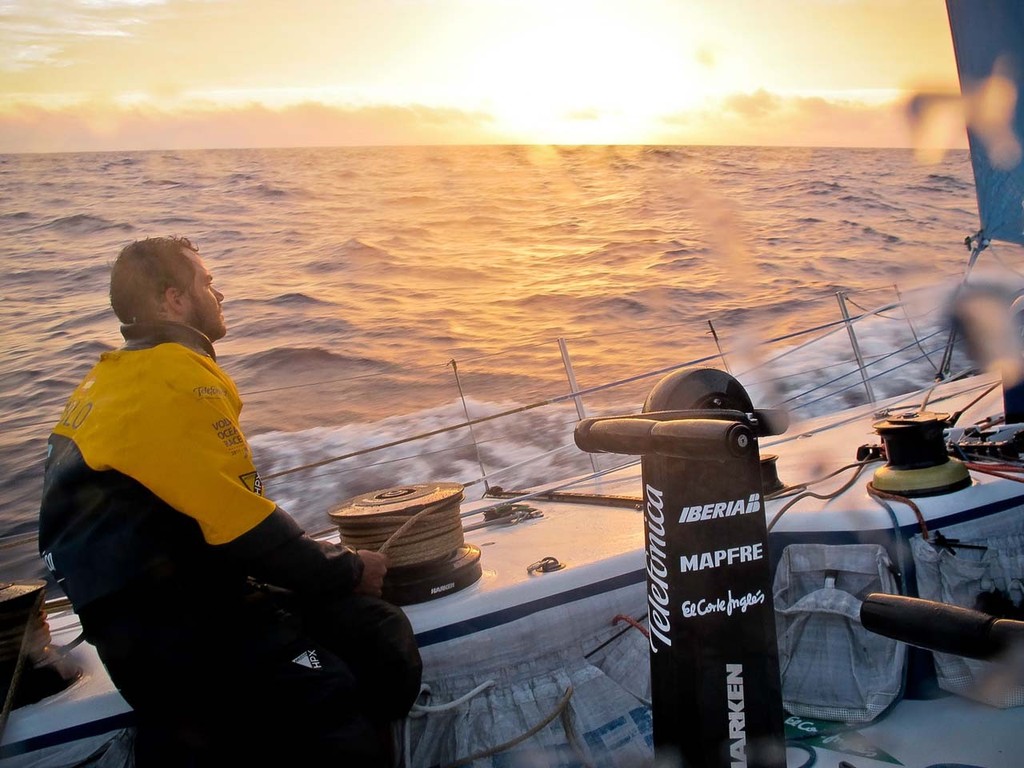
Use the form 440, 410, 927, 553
329, 483, 466, 568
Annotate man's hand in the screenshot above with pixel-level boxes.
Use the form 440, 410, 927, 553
354, 549, 388, 596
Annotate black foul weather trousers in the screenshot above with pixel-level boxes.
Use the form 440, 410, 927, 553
80, 583, 423, 767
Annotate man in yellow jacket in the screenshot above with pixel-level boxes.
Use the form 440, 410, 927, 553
39, 236, 421, 766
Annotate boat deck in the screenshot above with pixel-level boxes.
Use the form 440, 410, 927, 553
5, 373, 1024, 765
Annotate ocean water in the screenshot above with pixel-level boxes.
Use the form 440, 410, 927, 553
0, 144, 1000, 588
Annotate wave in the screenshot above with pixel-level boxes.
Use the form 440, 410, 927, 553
150, 216, 199, 228
65, 342, 116, 360
857, 225, 902, 244
796, 180, 843, 196
0, 144, 985, 557
838, 194, 904, 212
579, 240, 665, 265
833, 219, 903, 246
252, 183, 290, 198
35, 213, 134, 234
99, 157, 136, 171
248, 395, 586, 531
600, 296, 654, 317
386, 195, 437, 207
305, 238, 395, 273
224, 313, 352, 347
234, 346, 391, 375
921, 173, 974, 191
51, 309, 116, 333
8, 262, 110, 287
642, 146, 692, 161
0, 371, 88, 427
658, 241, 712, 263
267, 292, 333, 307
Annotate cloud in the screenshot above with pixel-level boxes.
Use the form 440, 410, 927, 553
0, 0, 162, 70
0, 100, 501, 153
0, 88, 969, 152
721, 89, 783, 120
657, 88, 964, 149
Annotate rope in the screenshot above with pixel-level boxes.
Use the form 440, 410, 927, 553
409, 681, 496, 716
767, 461, 876, 531
0, 588, 44, 743
612, 614, 650, 639
402, 681, 593, 767
866, 483, 929, 538
333, 496, 466, 567
559, 692, 593, 768
433, 685, 579, 768
963, 463, 1024, 483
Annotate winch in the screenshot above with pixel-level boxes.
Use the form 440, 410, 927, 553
870, 411, 971, 496
0, 581, 80, 712
328, 482, 482, 605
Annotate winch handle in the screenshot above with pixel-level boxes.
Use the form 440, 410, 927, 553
574, 416, 755, 459
861, 592, 1024, 661
600, 407, 789, 437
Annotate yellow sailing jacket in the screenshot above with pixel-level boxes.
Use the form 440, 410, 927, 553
51, 335, 272, 543
39, 322, 362, 610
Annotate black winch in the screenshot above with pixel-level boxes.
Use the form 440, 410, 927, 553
328, 482, 482, 606
871, 411, 971, 496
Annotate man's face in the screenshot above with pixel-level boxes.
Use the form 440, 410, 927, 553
182, 249, 226, 341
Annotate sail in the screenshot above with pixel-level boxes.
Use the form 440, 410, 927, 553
946, 0, 1024, 246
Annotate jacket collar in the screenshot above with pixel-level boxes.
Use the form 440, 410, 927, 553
120, 321, 217, 361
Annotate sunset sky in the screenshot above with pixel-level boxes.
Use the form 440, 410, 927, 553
0, 0, 965, 153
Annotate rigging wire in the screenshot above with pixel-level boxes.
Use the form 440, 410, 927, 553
2, 285, 989, 557
266, 325, 945, 483
773, 335, 942, 409
282, 413, 585, 484
782, 342, 942, 415
760, 370, 994, 453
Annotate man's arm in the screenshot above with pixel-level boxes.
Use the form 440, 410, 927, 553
217, 506, 381, 596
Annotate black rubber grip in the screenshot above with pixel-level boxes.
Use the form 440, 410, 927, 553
574, 417, 754, 459
861, 592, 1024, 660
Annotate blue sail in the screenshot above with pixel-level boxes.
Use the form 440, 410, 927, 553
947, 0, 1024, 246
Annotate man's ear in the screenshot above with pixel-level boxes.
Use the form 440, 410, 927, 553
158, 284, 189, 321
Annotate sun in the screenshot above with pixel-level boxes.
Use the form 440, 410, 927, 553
447, 1, 718, 144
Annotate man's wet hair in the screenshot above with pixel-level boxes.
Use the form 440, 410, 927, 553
110, 236, 199, 324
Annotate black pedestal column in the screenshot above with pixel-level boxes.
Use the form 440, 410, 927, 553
574, 368, 787, 768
